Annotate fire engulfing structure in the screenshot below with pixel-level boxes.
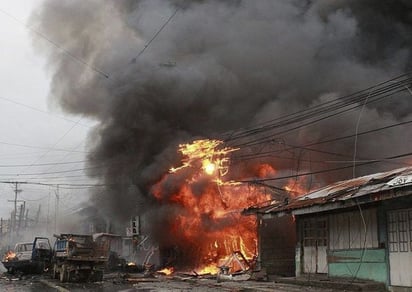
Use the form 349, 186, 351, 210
152, 139, 270, 272
31, 0, 412, 271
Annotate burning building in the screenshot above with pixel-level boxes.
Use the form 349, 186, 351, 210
31, 0, 412, 274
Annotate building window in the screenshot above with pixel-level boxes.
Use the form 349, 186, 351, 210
329, 208, 378, 250
399, 211, 409, 252
388, 212, 398, 252
302, 218, 327, 247
409, 211, 412, 251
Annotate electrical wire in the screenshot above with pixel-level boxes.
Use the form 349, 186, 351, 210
129, 7, 180, 64
0, 95, 92, 128
223, 74, 412, 149
238, 150, 412, 183
0, 8, 108, 78
232, 118, 412, 163
0, 140, 89, 153
0, 160, 87, 167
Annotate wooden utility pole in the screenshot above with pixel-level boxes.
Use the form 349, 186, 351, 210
35, 205, 41, 225
54, 185, 60, 233
25, 208, 29, 228
7, 182, 22, 231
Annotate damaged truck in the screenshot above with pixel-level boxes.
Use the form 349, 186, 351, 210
2, 237, 52, 274
52, 234, 108, 282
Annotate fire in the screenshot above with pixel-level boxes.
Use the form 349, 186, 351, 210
202, 159, 216, 175
157, 267, 174, 275
3, 250, 17, 262
127, 262, 136, 266
284, 177, 309, 197
153, 139, 271, 273
196, 264, 220, 275
169, 139, 238, 177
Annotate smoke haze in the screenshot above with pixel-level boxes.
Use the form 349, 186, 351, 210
31, 0, 412, 231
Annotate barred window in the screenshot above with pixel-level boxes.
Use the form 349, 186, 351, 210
388, 212, 398, 252
399, 211, 409, 252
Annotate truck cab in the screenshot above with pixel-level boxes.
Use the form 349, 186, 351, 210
52, 233, 108, 282
2, 237, 52, 274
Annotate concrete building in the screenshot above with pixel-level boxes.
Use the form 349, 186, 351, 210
245, 166, 412, 289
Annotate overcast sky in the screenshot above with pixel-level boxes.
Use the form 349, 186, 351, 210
0, 1, 93, 220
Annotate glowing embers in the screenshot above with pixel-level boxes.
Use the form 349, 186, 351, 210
152, 139, 272, 274
169, 139, 238, 177
3, 250, 17, 262
157, 267, 174, 275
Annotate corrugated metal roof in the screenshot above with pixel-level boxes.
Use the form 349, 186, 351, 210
245, 166, 412, 215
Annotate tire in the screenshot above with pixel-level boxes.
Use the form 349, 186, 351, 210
36, 262, 45, 274
67, 270, 74, 282
91, 270, 103, 282
52, 264, 58, 279
96, 270, 103, 281
59, 265, 68, 282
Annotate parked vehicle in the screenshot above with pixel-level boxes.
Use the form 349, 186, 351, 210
93, 233, 127, 271
52, 233, 108, 282
1, 237, 52, 274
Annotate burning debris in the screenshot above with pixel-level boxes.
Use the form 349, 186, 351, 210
30, 0, 412, 279
2, 238, 52, 275
3, 251, 17, 263
217, 251, 254, 282
169, 139, 239, 179
157, 267, 174, 276
151, 139, 270, 273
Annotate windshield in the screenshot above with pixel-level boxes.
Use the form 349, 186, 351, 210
16, 243, 33, 252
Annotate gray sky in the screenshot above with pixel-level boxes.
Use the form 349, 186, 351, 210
0, 1, 94, 220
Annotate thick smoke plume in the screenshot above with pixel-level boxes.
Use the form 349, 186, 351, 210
31, 0, 412, 236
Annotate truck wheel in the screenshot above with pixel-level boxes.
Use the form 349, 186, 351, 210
52, 264, 58, 279
97, 271, 104, 281
37, 262, 45, 274
60, 265, 68, 282
91, 270, 103, 282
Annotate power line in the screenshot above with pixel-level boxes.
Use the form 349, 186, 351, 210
0, 95, 92, 128
224, 73, 412, 148
224, 73, 412, 141
0, 160, 87, 168
0, 8, 109, 78
0, 140, 89, 153
0, 163, 109, 176
238, 150, 412, 183
129, 7, 180, 65
233, 116, 412, 161
18, 117, 84, 175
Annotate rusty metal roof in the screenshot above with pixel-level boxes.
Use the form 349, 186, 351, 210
244, 166, 412, 216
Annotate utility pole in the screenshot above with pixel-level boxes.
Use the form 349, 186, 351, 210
35, 205, 41, 225
54, 185, 60, 233
25, 208, 29, 228
8, 182, 23, 231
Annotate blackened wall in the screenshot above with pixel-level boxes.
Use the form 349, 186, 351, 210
259, 215, 296, 276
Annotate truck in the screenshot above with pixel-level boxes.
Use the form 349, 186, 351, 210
52, 234, 108, 282
2, 237, 52, 274
93, 233, 127, 271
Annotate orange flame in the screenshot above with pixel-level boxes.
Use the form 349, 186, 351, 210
196, 264, 220, 275
158, 267, 174, 275
154, 139, 271, 273
169, 139, 239, 177
284, 177, 309, 197
3, 250, 17, 262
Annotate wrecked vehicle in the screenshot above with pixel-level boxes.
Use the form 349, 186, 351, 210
52, 233, 108, 282
93, 233, 127, 271
216, 251, 255, 282
2, 237, 52, 274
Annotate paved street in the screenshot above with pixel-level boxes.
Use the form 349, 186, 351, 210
0, 273, 341, 292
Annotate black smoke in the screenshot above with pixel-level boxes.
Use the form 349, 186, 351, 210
31, 0, 412, 231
